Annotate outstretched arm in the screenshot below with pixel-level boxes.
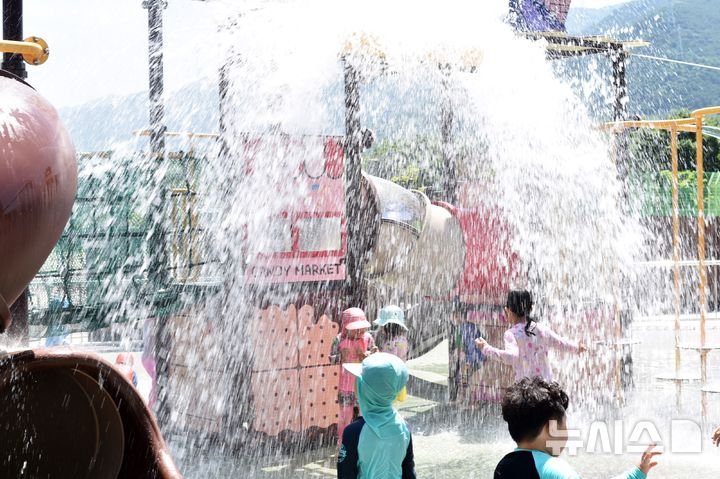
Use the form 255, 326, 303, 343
541, 325, 582, 353
476, 330, 519, 365
610, 444, 659, 479
539, 444, 657, 479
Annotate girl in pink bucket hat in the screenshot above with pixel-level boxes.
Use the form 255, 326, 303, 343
330, 307, 378, 447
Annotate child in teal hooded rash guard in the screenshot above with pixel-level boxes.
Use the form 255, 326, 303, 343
337, 352, 416, 479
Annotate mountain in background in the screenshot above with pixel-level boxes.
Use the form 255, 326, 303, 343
59, 80, 219, 152
60, 74, 442, 152
564, 2, 625, 33
564, 0, 720, 116
60, 0, 718, 151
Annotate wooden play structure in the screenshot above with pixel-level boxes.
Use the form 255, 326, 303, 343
606, 106, 720, 419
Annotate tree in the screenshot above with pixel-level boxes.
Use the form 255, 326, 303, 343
629, 109, 720, 173
362, 137, 445, 193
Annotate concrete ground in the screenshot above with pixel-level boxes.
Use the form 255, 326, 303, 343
173, 318, 720, 478
66, 318, 720, 478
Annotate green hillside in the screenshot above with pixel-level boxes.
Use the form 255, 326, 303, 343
565, 3, 624, 33
565, 0, 720, 115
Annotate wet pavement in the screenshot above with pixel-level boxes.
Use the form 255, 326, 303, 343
161, 317, 720, 478
77, 319, 720, 478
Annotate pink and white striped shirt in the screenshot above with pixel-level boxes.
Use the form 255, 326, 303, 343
482, 321, 579, 381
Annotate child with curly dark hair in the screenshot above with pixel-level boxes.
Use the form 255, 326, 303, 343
495, 377, 660, 479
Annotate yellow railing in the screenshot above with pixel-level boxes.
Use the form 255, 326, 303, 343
605, 107, 720, 416
0, 37, 49, 66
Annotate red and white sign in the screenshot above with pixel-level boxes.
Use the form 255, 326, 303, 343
243, 136, 347, 285
246, 256, 346, 283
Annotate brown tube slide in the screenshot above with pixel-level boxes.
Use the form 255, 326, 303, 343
0, 348, 182, 478
362, 174, 466, 296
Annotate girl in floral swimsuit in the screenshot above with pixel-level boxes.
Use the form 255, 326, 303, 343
475, 290, 586, 381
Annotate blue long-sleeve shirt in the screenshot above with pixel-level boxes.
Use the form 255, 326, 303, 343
494, 449, 647, 479
337, 417, 416, 479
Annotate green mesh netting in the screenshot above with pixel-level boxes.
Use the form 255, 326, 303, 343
28, 150, 212, 336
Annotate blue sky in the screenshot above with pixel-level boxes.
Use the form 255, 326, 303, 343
21, 0, 632, 108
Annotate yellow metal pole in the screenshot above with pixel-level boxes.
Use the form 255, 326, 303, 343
696, 117, 707, 352
610, 132, 628, 405
670, 126, 682, 410
602, 114, 720, 412
692, 107, 720, 118
695, 115, 709, 421
690, 108, 720, 422
170, 193, 179, 277
182, 190, 189, 281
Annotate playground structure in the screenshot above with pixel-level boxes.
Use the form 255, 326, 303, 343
605, 107, 720, 420
0, 348, 180, 477
154, 26, 653, 439
2, 13, 656, 456
0, 73, 75, 332
9, 0, 720, 474
22, 144, 213, 337
0, 6, 183, 477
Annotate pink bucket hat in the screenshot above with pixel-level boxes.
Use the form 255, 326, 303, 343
341, 307, 371, 331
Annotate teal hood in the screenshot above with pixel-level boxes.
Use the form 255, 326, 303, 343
348, 352, 408, 438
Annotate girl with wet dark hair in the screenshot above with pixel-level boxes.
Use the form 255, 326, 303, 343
506, 290, 535, 336
475, 290, 587, 381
